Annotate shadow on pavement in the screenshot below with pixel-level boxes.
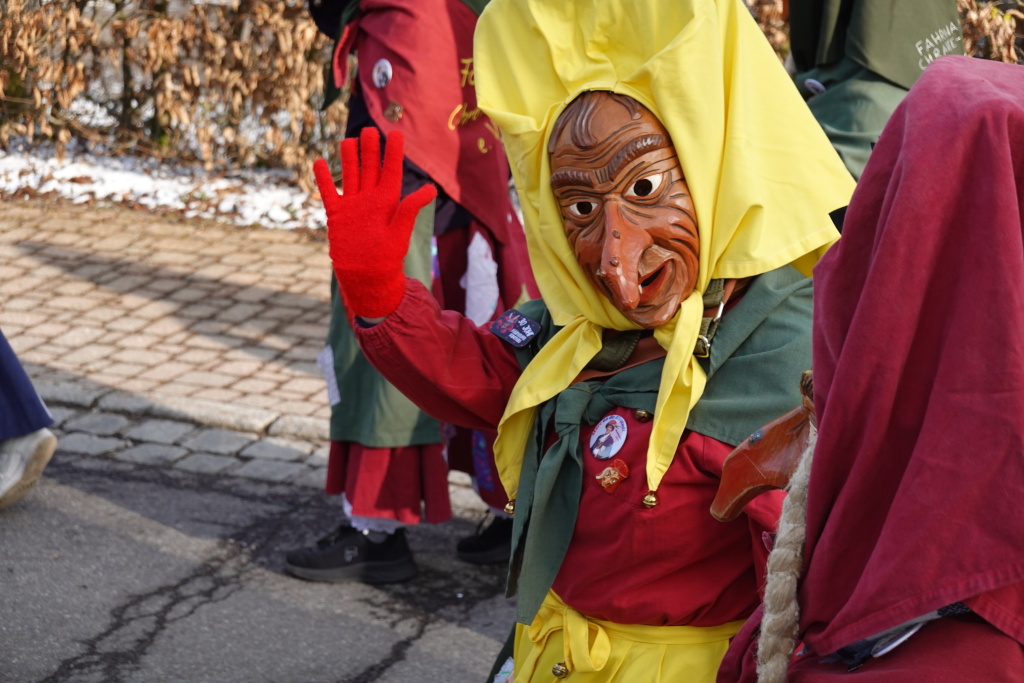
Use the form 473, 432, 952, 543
15, 240, 331, 374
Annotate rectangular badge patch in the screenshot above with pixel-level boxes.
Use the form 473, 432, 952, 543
489, 309, 541, 348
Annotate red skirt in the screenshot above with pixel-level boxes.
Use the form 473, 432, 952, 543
324, 440, 452, 524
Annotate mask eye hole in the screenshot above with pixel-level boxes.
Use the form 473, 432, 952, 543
625, 173, 665, 199
567, 201, 597, 217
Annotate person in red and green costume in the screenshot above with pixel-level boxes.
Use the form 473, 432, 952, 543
284, 0, 537, 583
313, 0, 855, 679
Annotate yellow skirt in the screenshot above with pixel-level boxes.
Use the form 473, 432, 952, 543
511, 591, 744, 683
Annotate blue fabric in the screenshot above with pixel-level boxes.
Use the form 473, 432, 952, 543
0, 328, 52, 440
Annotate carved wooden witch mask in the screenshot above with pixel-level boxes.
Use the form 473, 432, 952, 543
548, 91, 700, 329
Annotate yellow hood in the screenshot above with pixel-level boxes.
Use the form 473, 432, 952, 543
474, 0, 855, 497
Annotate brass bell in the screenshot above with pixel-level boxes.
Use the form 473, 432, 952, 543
642, 492, 659, 508
633, 409, 652, 422
504, 500, 516, 516
552, 662, 569, 678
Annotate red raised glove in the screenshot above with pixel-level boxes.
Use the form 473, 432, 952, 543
313, 127, 437, 318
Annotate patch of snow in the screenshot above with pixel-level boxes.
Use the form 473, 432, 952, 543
0, 140, 327, 233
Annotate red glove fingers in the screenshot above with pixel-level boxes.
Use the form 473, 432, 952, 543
312, 157, 341, 211
340, 135, 360, 195
313, 128, 437, 319
357, 125, 379, 190
393, 184, 438, 238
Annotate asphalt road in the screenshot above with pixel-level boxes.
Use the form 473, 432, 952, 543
1, 453, 515, 683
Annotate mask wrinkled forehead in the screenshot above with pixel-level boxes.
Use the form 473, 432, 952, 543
548, 91, 650, 155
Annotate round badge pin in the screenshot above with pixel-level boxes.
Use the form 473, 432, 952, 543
589, 414, 627, 460
372, 59, 393, 88
804, 78, 827, 96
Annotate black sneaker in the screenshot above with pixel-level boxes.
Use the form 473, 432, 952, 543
284, 524, 418, 583
456, 516, 513, 565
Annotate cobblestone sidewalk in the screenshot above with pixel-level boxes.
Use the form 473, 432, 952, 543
0, 200, 482, 512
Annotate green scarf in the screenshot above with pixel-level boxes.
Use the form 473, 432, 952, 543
507, 265, 813, 624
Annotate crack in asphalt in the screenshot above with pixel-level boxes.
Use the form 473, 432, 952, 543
40, 540, 251, 683
37, 455, 510, 681
335, 559, 510, 683
341, 597, 433, 683
38, 458, 311, 682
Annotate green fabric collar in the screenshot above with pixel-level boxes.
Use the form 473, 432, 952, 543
505, 265, 814, 623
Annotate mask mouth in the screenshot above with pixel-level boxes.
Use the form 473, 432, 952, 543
640, 268, 662, 290
635, 247, 678, 308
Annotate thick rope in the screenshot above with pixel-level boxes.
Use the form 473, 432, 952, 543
756, 425, 816, 683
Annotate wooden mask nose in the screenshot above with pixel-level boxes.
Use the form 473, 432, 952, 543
596, 204, 650, 311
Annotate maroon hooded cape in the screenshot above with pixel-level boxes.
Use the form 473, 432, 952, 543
718, 54, 1024, 681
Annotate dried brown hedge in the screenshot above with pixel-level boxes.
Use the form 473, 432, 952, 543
0, 0, 345, 191
0, 0, 1020, 193
959, 0, 1024, 63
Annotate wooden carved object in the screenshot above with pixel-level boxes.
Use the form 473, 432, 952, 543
710, 371, 815, 522
548, 91, 700, 329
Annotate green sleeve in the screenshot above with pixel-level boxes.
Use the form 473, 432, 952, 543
326, 200, 443, 447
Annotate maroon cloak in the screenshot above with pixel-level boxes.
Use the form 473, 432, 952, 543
718, 54, 1024, 681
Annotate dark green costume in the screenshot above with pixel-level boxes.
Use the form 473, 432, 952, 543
326, 201, 440, 447
789, 0, 963, 179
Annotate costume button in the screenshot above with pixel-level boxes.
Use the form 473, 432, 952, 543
552, 662, 569, 678
504, 500, 516, 516
384, 100, 404, 122
596, 458, 630, 493
633, 409, 652, 422
804, 78, 827, 96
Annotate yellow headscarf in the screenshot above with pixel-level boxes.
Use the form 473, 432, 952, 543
473, 0, 855, 498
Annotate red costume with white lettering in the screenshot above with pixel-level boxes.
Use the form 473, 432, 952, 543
314, 0, 536, 521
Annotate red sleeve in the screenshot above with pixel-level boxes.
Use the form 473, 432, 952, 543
354, 277, 524, 430
700, 435, 786, 599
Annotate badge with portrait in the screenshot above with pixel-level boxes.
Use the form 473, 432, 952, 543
589, 414, 627, 460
